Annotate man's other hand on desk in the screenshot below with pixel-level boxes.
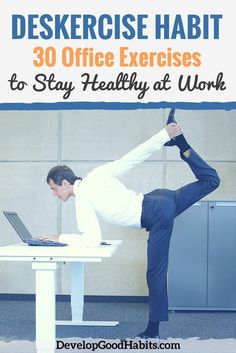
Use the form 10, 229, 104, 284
40, 235, 60, 242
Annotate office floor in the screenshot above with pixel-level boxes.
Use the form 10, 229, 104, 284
0, 299, 235, 342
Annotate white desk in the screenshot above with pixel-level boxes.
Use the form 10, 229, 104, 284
0, 240, 122, 353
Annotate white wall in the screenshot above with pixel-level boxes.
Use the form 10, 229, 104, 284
0, 109, 235, 295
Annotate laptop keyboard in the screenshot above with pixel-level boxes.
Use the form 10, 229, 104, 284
27, 239, 68, 247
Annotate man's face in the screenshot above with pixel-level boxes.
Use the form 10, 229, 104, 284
48, 179, 71, 202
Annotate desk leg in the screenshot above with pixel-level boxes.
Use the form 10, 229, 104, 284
32, 262, 57, 353
71, 262, 84, 322
56, 262, 119, 327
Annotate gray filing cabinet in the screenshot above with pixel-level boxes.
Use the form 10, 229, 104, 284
168, 201, 236, 310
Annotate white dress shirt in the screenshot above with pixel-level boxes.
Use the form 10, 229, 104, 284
59, 128, 170, 247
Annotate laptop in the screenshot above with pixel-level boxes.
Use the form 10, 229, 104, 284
3, 211, 67, 247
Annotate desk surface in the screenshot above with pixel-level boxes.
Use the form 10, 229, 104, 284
0, 240, 122, 262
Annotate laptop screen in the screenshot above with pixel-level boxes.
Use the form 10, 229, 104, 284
3, 211, 33, 242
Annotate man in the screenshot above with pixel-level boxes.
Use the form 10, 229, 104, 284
44, 110, 220, 339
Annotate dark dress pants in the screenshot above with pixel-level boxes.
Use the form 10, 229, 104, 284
141, 149, 220, 322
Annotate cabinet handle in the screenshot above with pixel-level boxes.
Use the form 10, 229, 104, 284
210, 206, 215, 209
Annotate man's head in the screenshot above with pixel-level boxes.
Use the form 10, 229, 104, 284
47, 165, 81, 201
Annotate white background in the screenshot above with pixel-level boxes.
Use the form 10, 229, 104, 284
0, 0, 235, 103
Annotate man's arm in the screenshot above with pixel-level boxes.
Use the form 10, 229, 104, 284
43, 198, 102, 247
94, 124, 181, 178
45, 197, 102, 248
58, 196, 102, 247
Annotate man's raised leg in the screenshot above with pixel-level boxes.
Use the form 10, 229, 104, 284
164, 109, 220, 216
175, 149, 220, 217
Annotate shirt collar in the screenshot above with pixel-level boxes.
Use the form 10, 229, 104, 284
73, 179, 81, 196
